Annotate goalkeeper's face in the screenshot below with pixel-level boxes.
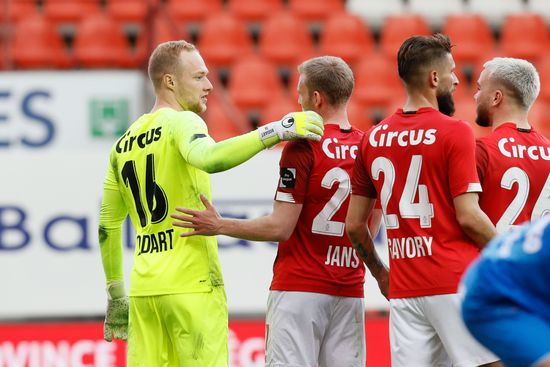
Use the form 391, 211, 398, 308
175, 50, 213, 114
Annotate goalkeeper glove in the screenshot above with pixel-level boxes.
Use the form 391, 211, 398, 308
103, 281, 129, 342
258, 111, 324, 148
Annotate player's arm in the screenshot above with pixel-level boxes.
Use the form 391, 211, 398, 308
454, 192, 496, 247
346, 194, 389, 299
184, 111, 324, 173
171, 194, 302, 242
98, 156, 129, 342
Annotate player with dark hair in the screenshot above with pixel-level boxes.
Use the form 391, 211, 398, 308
172, 56, 380, 367
98, 40, 324, 366
461, 216, 550, 367
346, 34, 501, 366
473, 57, 550, 233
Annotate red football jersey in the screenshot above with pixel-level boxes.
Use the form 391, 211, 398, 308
271, 124, 366, 297
352, 107, 482, 299
477, 123, 550, 233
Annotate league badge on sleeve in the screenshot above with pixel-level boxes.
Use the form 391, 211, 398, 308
279, 167, 297, 188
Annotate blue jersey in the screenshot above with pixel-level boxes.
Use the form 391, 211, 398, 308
462, 215, 550, 322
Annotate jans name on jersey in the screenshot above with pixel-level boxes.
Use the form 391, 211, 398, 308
116, 127, 162, 153
324, 245, 361, 268
137, 228, 174, 256
388, 236, 433, 259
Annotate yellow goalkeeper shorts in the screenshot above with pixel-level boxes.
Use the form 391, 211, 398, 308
127, 286, 228, 367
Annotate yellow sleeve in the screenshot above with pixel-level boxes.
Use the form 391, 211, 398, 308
98, 152, 128, 283
172, 111, 266, 173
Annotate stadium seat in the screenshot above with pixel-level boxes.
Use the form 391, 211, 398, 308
442, 14, 495, 65
167, 0, 223, 23
379, 14, 431, 59
529, 101, 550, 138
11, 14, 72, 68
453, 96, 491, 139
259, 11, 315, 67
259, 94, 301, 126
228, 56, 284, 112
467, 0, 524, 28
347, 98, 375, 132
288, 0, 344, 22
43, 0, 100, 23
354, 52, 403, 109
135, 11, 185, 65
319, 12, 374, 66
7, 0, 39, 21
107, 0, 149, 22
500, 13, 550, 62
73, 13, 135, 68
408, 0, 464, 29
198, 12, 253, 68
204, 97, 248, 142
228, 0, 283, 23
346, 0, 405, 31
527, 0, 550, 24
535, 55, 550, 103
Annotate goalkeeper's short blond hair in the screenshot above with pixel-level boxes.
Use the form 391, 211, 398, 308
148, 40, 197, 91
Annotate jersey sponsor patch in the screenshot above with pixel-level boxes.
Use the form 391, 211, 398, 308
279, 167, 296, 188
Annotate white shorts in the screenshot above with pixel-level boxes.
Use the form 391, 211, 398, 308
265, 291, 365, 367
389, 293, 499, 367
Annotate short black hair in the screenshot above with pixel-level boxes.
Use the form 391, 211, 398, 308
397, 33, 453, 87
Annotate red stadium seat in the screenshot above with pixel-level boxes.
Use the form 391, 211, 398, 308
7, 0, 39, 21
529, 101, 550, 138
354, 53, 403, 109
73, 13, 135, 68
204, 97, 248, 142
288, 0, 344, 22
107, 0, 149, 22
500, 14, 550, 62
11, 14, 72, 68
198, 12, 253, 67
167, 0, 223, 23
319, 12, 374, 66
229, 56, 284, 112
348, 98, 375, 132
259, 11, 315, 67
379, 14, 431, 59
535, 55, 550, 103
135, 11, 185, 66
442, 14, 495, 65
43, 0, 100, 22
260, 94, 301, 126
228, 0, 283, 23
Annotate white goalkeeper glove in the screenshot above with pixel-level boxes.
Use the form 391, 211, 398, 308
103, 281, 129, 342
258, 110, 324, 148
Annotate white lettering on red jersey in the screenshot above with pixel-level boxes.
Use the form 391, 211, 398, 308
271, 124, 366, 297
477, 123, 550, 233
352, 107, 482, 299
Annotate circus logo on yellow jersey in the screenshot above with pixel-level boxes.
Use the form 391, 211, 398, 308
115, 126, 162, 153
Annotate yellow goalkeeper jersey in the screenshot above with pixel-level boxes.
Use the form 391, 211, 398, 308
99, 108, 224, 296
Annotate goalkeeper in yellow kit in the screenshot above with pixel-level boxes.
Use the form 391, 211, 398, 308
98, 40, 323, 367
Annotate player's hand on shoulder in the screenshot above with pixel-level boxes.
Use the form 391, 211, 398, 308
171, 194, 222, 237
259, 111, 324, 147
